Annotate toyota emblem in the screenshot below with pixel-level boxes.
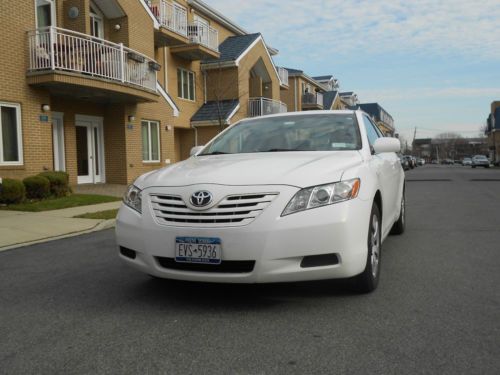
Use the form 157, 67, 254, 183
190, 191, 213, 207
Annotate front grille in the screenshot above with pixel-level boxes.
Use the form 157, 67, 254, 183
150, 193, 278, 227
156, 257, 255, 273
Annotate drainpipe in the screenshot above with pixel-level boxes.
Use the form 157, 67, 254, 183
163, 47, 168, 87
294, 78, 298, 111
193, 125, 198, 146
202, 70, 207, 104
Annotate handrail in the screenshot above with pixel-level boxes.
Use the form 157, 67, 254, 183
187, 20, 219, 52
27, 26, 158, 92
277, 67, 289, 86
248, 97, 287, 117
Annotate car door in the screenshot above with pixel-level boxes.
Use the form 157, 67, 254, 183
362, 116, 400, 235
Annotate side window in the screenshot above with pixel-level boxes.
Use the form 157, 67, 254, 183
362, 115, 379, 146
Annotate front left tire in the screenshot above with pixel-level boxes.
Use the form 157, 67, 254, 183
354, 203, 382, 293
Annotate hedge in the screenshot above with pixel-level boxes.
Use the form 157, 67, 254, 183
0, 178, 26, 204
38, 171, 71, 197
23, 175, 51, 200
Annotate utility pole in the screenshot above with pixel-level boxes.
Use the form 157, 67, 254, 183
412, 127, 417, 155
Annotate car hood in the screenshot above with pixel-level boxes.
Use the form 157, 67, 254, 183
135, 151, 363, 189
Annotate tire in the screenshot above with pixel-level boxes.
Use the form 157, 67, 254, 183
390, 189, 406, 235
354, 203, 382, 293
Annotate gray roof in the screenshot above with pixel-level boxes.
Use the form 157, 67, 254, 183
340, 91, 354, 96
313, 75, 333, 81
206, 33, 261, 63
191, 100, 239, 123
322, 91, 338, 109
284, 67, 304, 75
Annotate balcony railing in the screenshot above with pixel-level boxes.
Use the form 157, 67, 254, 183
27, 27, 157, 92
155, 0, 188, 37
248, 97, 287, 117
302, 92, 324, 107
187, 20, 219, 52
277, 67, 289, 86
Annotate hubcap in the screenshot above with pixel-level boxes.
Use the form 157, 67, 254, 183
371, 215, 380, 278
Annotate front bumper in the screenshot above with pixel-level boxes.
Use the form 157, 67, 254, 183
115, 185, 371, 283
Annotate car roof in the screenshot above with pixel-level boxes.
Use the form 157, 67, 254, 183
238, 110, 359, 122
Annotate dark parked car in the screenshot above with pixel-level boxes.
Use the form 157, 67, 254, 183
471, 155, 490, 168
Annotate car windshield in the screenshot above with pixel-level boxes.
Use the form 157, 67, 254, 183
474, 155, 487, 159
199, 114, 362, 155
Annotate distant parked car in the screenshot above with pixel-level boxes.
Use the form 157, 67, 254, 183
441, 159, 453, 165
417, 158, 425, 166
462, 157, 472, 166
403, 155, 414, 169
399, 154, 410, 170
431, 159, 438, 164
471, 155, 490, 168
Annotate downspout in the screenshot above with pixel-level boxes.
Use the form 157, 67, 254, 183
203, 70, 207, 104
293, 79, 298, 112
163, 48, 168, 88
193, 125, 198, 146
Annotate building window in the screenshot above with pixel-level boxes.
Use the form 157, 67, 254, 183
177, 68, 195, 101
0, 102, 23, 165
36, 0, 56, 29
141, 120, 160, 162
90, 3, 104, 38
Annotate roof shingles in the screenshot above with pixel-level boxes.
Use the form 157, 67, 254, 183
191, 100, 239, 123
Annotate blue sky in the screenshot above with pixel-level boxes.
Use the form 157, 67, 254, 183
207, 0, 500, 141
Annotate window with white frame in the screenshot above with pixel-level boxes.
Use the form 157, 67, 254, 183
0, 102, 23, 165
90, 3, 104, 38
36, 0, 56, 29
177, 68, 195, 101
141, 120, 160, 162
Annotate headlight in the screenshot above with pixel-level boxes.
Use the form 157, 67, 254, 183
124, 184, 142, 213
282, 178, 360, 216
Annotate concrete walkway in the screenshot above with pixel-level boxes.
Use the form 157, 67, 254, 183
0, 201, 121, 251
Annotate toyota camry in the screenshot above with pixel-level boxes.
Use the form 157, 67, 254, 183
116, 110, 405, 292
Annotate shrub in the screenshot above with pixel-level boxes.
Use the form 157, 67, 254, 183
38, 171, 71, 197
23, 175, 50, 200
0, 178, 26, 204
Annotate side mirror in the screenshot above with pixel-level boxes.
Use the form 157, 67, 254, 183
373, 137, 401, 154
190, 145, 204, 156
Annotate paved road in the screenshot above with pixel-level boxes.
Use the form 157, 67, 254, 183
1, 166, 499, 375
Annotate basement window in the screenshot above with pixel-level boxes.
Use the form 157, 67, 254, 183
141, 120, 160, 162
0, 102, 23, 165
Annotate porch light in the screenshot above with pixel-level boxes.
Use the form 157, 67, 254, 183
114, 24, 121, 31
128, 115, 136, 122
41, 104, 50, 112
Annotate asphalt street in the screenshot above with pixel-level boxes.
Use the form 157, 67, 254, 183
1, 165, 499, 375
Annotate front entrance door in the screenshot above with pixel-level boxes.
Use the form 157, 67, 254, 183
52, 112, 65, 171
75, 115, 104, 184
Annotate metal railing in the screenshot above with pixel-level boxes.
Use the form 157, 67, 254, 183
277, 67, 289, 86
302, 92, 324, 107
248, 97, 287, 117
27, 27, 157, 92
156, 0, 188, 37
187, 20, 219, 52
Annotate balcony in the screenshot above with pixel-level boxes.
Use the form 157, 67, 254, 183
150, 1, 219, 60
302, 92, 324, 110
151, 0, 189, 46
248, 97, 287, 117
170, 20, 220, 60
277, 67, 289, 88
27, 27, 158, 102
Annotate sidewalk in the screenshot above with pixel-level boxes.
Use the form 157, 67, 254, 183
0, 201, 122, 251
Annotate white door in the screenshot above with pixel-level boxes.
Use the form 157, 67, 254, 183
52, 112, 65, 171
75, 116, 105, 184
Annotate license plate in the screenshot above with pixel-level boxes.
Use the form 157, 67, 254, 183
175, 237, 222, 265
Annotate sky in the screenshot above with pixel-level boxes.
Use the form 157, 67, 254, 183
207, 0, 500, 141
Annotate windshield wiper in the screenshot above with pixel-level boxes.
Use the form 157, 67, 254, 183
199, 151, 231, 155
263, 148, 304, 152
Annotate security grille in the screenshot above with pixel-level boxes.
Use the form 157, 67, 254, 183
150, 193, 278, 227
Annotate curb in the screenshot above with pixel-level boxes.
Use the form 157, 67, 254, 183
0, 219, 116, 252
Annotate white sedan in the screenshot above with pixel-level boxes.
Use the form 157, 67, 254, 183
116, 110, 405, 292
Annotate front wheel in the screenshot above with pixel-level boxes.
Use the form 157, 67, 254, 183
354, 203, 382, 293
